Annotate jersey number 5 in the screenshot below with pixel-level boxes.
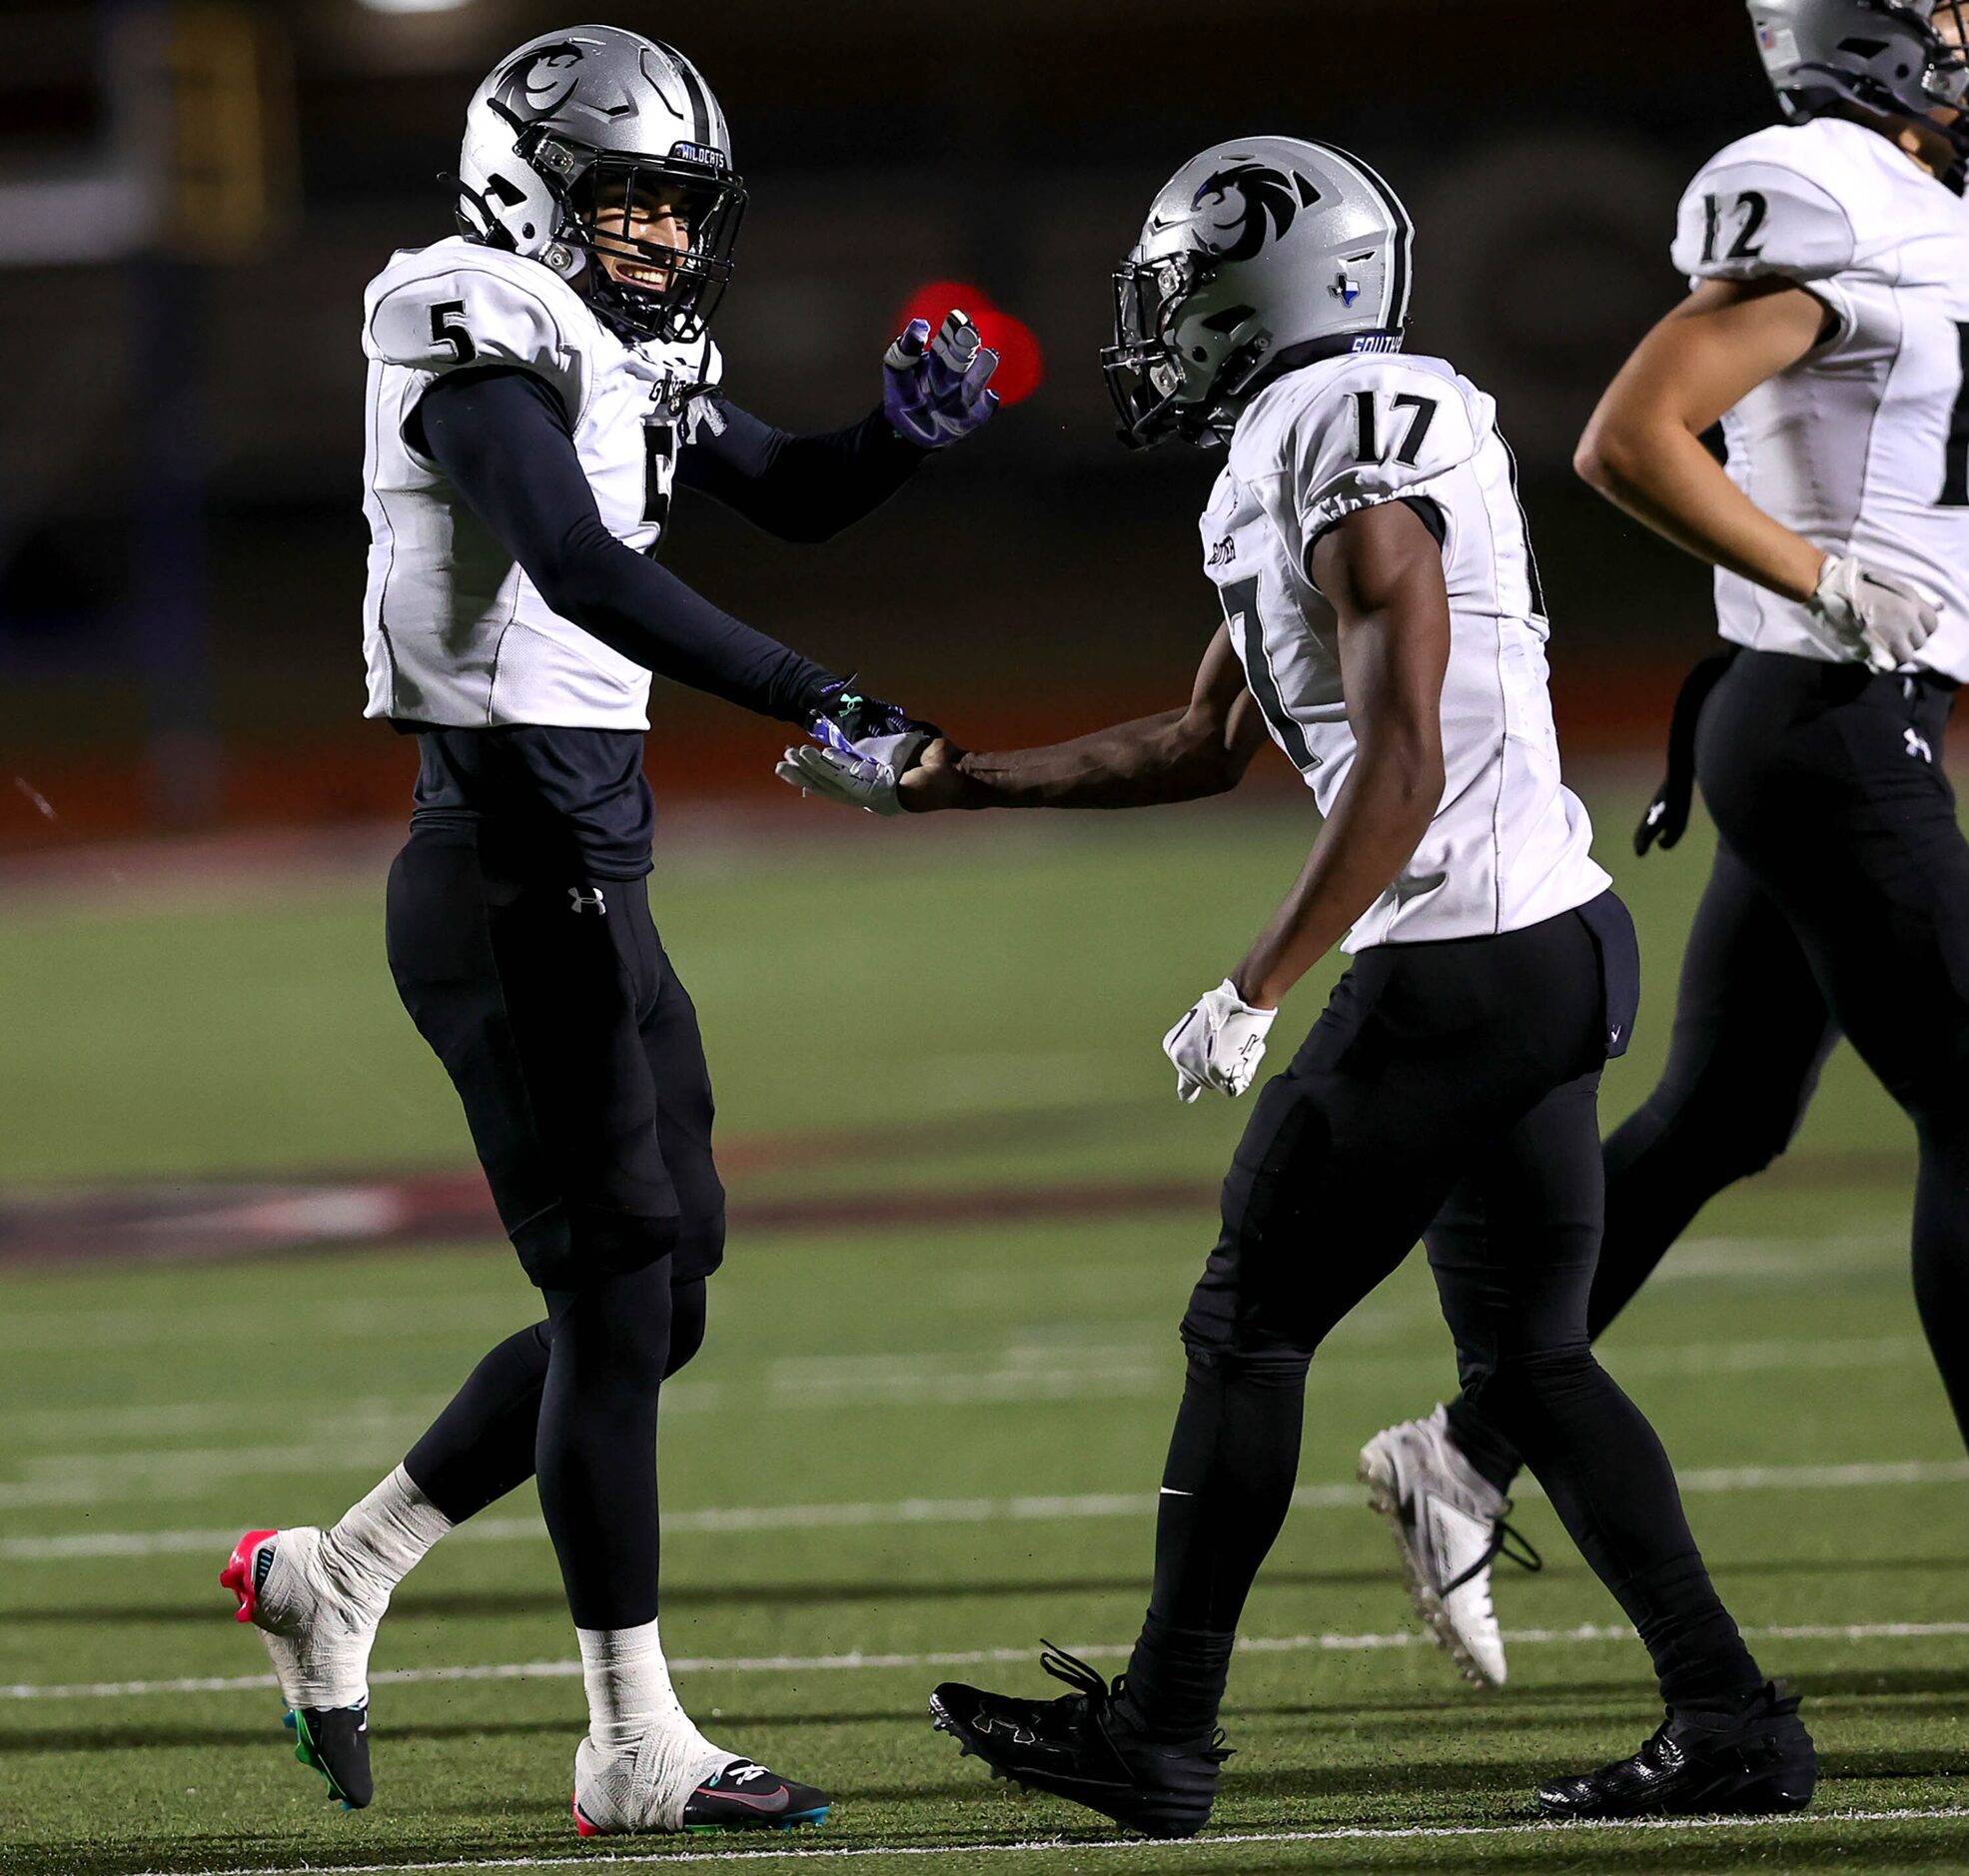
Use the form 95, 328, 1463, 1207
429, 301, 476, 365
1351, 391, 1439, 467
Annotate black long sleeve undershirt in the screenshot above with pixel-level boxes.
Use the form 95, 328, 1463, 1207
414, 366, 835, 725
678, 396, 929, 542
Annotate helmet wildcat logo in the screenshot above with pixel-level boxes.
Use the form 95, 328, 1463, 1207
1192, 163, 1302, 264
490, 42, 586, 126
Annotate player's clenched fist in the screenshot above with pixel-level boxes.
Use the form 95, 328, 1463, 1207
1808, 554, 1941, 674
883, 311, 1000, 448
1162, 981, 1277, 1104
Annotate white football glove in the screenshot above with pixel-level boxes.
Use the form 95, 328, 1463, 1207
1808, 554, 1940, 674
774, 730, 928, 816
1162, 980, 1278, 1104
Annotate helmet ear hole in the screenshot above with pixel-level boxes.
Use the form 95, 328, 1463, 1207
1201, 304, 1257, 334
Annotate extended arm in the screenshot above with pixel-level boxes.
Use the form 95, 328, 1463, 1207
1572, 277, 1830, 600
1232, 501, 1451, 1009
899, 625, 1269, 811
415, 367, 834, 722
678, 398, 928, 543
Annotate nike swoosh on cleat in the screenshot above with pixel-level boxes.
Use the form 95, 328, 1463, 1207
695, 1783, 793, 1813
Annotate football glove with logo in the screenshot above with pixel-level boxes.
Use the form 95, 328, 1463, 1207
1807, 555, 1940, 674
883, 311, 1000, 448
1162, 981, 1277, 1103
775, 678, 937, 816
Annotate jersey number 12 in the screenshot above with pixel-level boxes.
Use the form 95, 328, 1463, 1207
1699, 191, 1768, 264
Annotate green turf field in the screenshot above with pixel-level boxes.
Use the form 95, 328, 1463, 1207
6, 791, 1968, 1876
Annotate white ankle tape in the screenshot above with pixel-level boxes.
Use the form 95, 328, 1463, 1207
325, 1464, 452, 1606
576, 1619, 735, 1828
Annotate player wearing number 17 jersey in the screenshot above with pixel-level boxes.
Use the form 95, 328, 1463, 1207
780, 137, 1812, 1833
219, 23, 991, 1835
1366, 0, 1969, 1702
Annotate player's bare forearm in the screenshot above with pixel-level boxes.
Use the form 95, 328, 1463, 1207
949, 710, 1230, 809
901, 625, 1267, 811
1575, 278, 1832, 602
1232, 504, 1449, 1008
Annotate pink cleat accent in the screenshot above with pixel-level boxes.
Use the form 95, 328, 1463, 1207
221, 1529, 279, 1625
573, 1793, 599, 1838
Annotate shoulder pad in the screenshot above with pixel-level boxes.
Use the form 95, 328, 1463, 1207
1240, 356, 1481, 546
1673, 129, 1858, 282
363, 243, 592, 422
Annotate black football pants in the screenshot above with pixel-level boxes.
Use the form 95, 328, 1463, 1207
384, 828, 724, 1628
1450, 651, 1969, 1491
1124, 895, 1763, 1735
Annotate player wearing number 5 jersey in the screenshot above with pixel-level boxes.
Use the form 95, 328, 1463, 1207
219, 23, 988, 1835
1368, 0, 1969, 1700
780, 137, 1812, 1833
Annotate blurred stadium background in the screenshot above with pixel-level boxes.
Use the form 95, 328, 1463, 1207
0, 0, 1770, 852
12, 6, 1969, 1874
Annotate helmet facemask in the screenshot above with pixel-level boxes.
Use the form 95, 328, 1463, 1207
1104, 253, 1200, 450
1103, 252, 1257, 451
530, 132, 746, 344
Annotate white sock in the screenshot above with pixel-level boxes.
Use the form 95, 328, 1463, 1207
322, 1464, 454, 1610
578, 1618, 734, 1778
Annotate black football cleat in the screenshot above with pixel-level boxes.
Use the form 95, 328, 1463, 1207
284, 1701, 375, 1810
929, 1642, 1230, 1840
1536, 1681, 1815, 1820
572, 1748, 829, 1836
681, 1761, 831, 1834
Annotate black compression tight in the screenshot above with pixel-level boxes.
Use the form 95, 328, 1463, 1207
534, 1263, 674, 1630
400, 1275, 708, 1582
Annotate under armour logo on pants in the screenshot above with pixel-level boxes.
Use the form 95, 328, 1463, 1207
568, 886, 608, 916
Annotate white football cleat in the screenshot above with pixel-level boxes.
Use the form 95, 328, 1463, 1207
221, 1525, 387, 1807
1359, 1407, 1540, 1689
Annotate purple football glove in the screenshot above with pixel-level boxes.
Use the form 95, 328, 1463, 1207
883, 310, 1000, 449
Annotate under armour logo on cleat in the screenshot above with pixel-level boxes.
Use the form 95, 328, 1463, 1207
568, 886, 608, 916
1906, 728, 1935, 764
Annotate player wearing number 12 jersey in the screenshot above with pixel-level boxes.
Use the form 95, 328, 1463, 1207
219, 23, 984, 1834
778, 137, 1812, 1832
1367, 0, 1969, 1700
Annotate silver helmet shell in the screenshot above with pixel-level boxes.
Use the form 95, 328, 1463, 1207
1747, 0, 1969, 169
457, 25, 744, 343
1102, 136, 1415, 450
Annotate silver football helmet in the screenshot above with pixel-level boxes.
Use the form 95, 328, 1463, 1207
1102, 136, 1415, 450
1748, 0, 1969, 169
456, 25, 744, 343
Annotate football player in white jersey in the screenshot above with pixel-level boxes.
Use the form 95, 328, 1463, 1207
778, 140, 1813, 1833
217, 25, 993, 1834
1368, 0, 1969, 1697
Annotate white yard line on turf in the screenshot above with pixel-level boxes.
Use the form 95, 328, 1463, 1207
5, 1334, 1924, 1459
113, 1807, 1969, 1876
11, 1617, 1969, 1703
7, 1452, 1968, 1559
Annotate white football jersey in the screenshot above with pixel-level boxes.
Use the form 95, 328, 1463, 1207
1205, 351, 1610, 952
360, 237, 721, 729
1672, 117, 1969, 678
